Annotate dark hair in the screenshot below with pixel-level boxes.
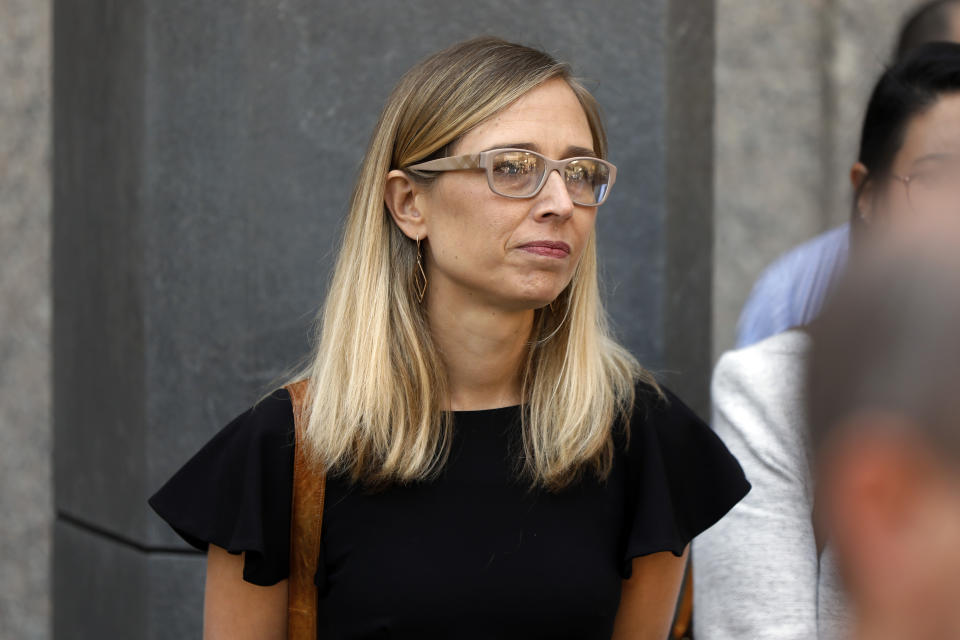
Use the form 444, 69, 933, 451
896, 0, 960, 61
851, 42, 960, 236
806, 227, 960, 462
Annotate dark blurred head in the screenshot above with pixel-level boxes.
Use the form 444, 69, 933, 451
807, 222, 960, 638
808, 228, 960, 454
850, 42, 960, 241
896, 0, 960, 61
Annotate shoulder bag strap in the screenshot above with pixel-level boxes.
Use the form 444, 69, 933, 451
285, 379, 326, 640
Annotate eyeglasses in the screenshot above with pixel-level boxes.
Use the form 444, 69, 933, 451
892, 164, 960, 217
405, 148, 617, 206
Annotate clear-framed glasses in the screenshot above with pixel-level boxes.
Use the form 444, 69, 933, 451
892, 163, 960, 217
406, 148, 617, 207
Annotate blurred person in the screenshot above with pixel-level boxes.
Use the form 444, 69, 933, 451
148, 37, 750, 639
734, 0, 960, 349
695, 41, 960, 640
807, 222, 960, 640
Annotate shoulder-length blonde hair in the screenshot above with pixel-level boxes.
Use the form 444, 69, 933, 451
291, 37, 659, 491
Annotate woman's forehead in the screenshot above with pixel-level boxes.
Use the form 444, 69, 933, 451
456, 79, 594, 153
899, 93, 960, 167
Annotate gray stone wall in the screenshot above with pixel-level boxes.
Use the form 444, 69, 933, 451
0, 1, 52, 639
712, 0, 919, 358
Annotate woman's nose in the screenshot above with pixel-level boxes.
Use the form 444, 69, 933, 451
533, 170, 575, 221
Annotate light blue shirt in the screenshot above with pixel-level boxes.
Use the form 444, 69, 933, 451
736, 224, 850, 349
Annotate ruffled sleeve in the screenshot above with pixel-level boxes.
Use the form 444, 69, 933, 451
148, 389, 296, 586
620, 384, 750, 578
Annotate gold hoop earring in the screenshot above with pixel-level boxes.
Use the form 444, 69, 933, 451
415, 235, 428, 303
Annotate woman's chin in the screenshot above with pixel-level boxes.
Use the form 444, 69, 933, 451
498, 291, 564, 313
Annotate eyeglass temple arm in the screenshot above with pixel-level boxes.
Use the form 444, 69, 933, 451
405, 154, 481, 172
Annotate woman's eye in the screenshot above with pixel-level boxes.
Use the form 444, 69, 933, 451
566, 164, 593, 183
494, 158, 536, 176
913, 160, 960, 187
493, 161, 521, 175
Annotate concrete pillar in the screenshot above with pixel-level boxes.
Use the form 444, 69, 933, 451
1, 1, 52, 639
52, 1, 715, 636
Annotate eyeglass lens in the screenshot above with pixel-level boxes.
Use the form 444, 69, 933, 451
906, 165, 960, 217
489, 151, 611, 205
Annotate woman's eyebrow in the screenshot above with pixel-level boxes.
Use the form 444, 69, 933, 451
482, 142, 538, 152
564, 145, 598, 158
913, 152, 960, 166
480, 142, 598, 158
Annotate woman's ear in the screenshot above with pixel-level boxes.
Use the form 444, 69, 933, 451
384, 169, 428, 241
850, 162, 874, 223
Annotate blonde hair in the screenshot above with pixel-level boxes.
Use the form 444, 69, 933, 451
290, 37, 659, 490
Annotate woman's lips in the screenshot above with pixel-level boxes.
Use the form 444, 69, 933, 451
518, 241, 571, 258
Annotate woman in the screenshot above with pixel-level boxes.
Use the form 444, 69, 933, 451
150, 37, 749, 639
694, 42, 960, 639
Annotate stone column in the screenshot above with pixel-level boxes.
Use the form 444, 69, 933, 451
1, 1, 52, 639
52, 2, 715, 637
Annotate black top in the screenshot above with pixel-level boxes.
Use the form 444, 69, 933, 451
149, 384, 749, 639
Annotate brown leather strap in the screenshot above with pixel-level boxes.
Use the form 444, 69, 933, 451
285, 379, 326, 640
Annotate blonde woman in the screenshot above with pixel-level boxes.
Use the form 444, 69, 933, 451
150, 37, 749, 639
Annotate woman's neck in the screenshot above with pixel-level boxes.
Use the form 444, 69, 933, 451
425, 284, 533, 412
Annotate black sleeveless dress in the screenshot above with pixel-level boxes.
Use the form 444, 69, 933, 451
149, 383, 749, 639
